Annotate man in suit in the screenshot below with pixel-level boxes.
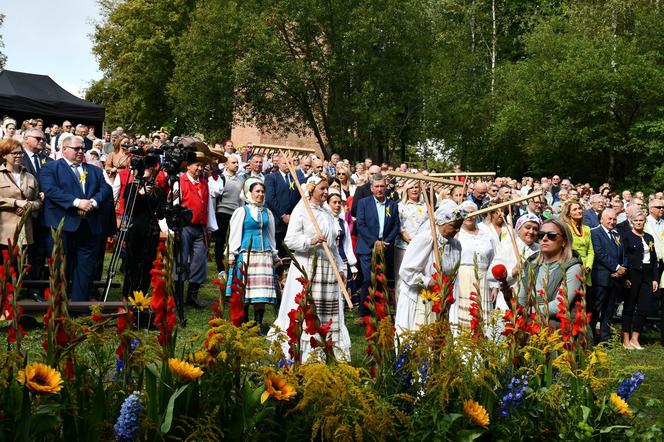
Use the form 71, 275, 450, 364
40, 135, 112, 301
264, 154, 304, 257
590, 208, 626, 343
355, 173, 400, 319
22, 128, 53, 300
583, 194, 605, 228
350, 165, 381, 218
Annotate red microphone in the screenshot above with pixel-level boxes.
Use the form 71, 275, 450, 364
491, 264, 508, 282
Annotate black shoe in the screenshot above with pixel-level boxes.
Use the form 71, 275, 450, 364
186, 282, 205, 309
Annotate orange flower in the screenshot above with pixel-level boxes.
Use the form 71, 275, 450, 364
169, 358, 204, 381
18, 362, 63, 394
464, 399, 489, 428
260, 372, 296, 403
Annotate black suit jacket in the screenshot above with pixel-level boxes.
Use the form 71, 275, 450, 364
22, 150, 52, 184
351, 183, 372, 218
623, 230, 659, 282
264, 170, 303, 233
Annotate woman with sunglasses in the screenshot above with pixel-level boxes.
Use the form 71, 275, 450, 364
517, 219, 583, 326
621, 210, 659, 349
104, 135, 131, 180
0, 139, 42, 256
489, 213, 541, 311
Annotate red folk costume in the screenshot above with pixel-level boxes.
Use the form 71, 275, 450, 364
179, 173, 209, 225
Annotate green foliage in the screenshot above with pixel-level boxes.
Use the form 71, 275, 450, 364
0, 14, 6, 70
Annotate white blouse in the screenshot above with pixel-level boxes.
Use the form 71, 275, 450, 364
457, 228, 494, 270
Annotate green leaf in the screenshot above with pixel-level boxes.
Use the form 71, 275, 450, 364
599, 425, 631, 434
455, 429, 484, 442
160, 384, 189, 434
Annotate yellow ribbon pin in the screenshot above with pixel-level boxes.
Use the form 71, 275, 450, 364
385, 206, 391, 217
80, 171, 87, 185
289, 181, 294, 190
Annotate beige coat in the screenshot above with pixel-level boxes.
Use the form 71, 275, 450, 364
0, 164, 42, 245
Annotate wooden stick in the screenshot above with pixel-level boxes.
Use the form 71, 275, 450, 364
430, 172, 496, 177
252, 143, 317, 156
386, 171, 464, 187
506, 204, 521, 266
466, 191, 543, 219
280, 151, 353, 308
423, 186, 442, 272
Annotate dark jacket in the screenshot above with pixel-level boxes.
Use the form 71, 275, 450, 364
623, 230, 658, 282
590, 225, 625, 287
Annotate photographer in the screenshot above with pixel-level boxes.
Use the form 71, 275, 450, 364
121, 162, 165, 299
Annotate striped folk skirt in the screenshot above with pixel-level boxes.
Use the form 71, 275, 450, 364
230, 250, 277, 304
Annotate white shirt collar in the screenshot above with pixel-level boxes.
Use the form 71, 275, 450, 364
186, 172, 199, 184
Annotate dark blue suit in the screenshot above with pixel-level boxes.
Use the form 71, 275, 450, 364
590, 225, 625, 341
22, 150, 53, 288
355, 196, 400, 316
264, 170, 303, 257
583, 209, 600, 228
40, 159, 112, 301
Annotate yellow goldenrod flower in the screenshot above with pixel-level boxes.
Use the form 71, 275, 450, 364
260, 373, 297, 404
18, 363, 63, 394
463, 399, 489, 428
129, 290, 151, 311
169, 358, 204, 381
610, 393, 632, 417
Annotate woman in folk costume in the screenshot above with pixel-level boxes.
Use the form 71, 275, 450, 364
487, 213, 541, 312
449, 201, 495, 331
226, 177, 280, 330
270, 174, 351, 361
395, 200, 464, 338
395, 180, 428, 297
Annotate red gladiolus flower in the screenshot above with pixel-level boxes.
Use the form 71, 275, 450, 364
310, 336, 320, 349
318, 319, 332, 337
64, 357, 75, 380
229, 292, 244, 327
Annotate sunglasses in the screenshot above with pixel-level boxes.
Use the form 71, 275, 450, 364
538, 231, 561, 241
10, 151, 24, 156
121, 143, 132, 148
68, 147, 84, 152
655, 206, 664, 209
30, 136, 44, 141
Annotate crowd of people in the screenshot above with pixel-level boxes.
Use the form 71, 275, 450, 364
1, 115, 663, 358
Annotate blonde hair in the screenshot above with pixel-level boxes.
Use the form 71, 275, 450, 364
560, 197, 582, 227
537, 218, 574, 264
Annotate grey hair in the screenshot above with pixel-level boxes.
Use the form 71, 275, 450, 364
369, 173, 385, 185
62, 135, 85, 148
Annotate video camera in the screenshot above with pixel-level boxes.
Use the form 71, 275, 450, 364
160, 137, 199, 178
128, 145, 162, 179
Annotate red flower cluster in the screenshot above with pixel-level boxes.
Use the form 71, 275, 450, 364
468, 292, 481, 339
149, 246, 177, 347
116, 307, 134, 358
364, 259, 394, 376
210, 278, 227, 319
43, 287, 75, 350
501, 304, 540, 337
286, 279, 308, 363
430, 268, 455, 316
227, 266, 246, 326
0, 248, 26, 345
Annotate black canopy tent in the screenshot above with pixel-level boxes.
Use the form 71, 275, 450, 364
0, 69, 105, 131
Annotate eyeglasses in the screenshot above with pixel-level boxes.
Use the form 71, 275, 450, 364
63, 125, 72, 128
30, 136, 44, 142
655, 206, 664, 209
10, 151, 24, 156
67, 147, 84, 152
337, 173, 346, 176
538, 231, 561, 241
121, 143, 132, 148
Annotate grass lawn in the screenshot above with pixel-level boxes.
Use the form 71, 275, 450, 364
10, 256, 664, 425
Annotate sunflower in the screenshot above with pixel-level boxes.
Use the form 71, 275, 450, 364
129, 290, 152, 311
420, 289, 440, 303
169, 358, 204, 381
464, 399, 489, 428
18, 362, 63, 394
610, 392, 633, 417
260, 373, 297, 404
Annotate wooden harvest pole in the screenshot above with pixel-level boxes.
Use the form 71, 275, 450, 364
465, 191, 543, 219
275, 148, 353, 308
251, 143, 317, 158
430, 171, 496, 178
386, 171, 464, 187
506, 204, 521, 267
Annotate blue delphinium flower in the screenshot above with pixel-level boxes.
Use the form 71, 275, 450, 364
114, 391, 142, 442
113, 359, 125, 380
499, 374, 529, 417
130, 339, 139, 353
395, 346, 412, 390
616, 371, 645, 400
277, 358, 293, 369
417, 361, 429, 384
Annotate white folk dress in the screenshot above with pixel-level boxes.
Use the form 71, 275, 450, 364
449, 228, 495, 331
269, 200, 351, 361
394, 225, 461, 339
